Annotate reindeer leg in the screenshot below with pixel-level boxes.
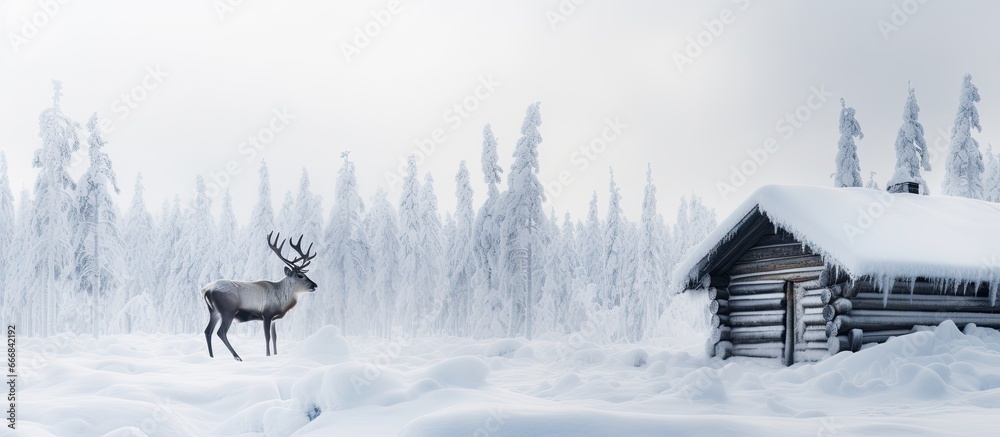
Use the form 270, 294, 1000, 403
217, 313, 242, 361
204, 309, 220, 358
271, 322, 277, 355
263, 316, 272, 357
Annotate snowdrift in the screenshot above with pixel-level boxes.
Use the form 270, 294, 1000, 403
12, 321, 1000, 436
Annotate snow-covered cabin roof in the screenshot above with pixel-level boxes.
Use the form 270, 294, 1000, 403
673, 185, 1000, 289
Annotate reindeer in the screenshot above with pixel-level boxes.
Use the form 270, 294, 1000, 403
201, 232, 317, 361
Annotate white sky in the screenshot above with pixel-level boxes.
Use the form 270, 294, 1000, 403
2, 1, 1000, 225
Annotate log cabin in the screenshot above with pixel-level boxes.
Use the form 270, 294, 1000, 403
673, 183, 1000, 365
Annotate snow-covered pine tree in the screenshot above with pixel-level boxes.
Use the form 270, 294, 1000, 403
601, 168, 628, 310
982, 144, 1000, 203
289, 168, 324, 335
278, 191, 295, 238
0, 153, 14, 323
216, 191, 240, 279
169, 177, 216, 333
398, 155, 422, 335
887, 86, 930, 194
4, 189, 32, 328
443, 161, 476, 335
473, 124, 504, 300
943, 74, 985, 199
325, 156, 370, 333
30, 81, 82, 335
634, 164, 665, 341
365, 188, 400, 338
72, 114, 126, 335
156, 197, 182, 332
583, 192, 603, 287
243, 161, 276, 281
417, 172, 444, 333
499, 102, 545, 339
120, 174, 155, 332
866, 171, 881, 191
834, 98, 865, 188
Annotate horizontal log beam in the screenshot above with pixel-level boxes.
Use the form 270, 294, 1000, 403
737, 243, 814, 263
729, 311, 785, 327
709, 299, 728, 315
728, 255, 824, 276
832, 311, 1000, 334
860, 329, 914, 344
729, 266, 826, 283
709, 326, 732, 344
801, 312, 826, 325
802, 327, 828, 342
851, 280, 989, 297
801, 288, 832, 308
730, 326, 784, 343
729, 297, 785, 312
850, 295, 1000, 312
727, 281, 786, 296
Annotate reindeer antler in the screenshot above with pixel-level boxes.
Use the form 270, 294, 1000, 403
267, 231, 316, 272
288, 235, 316, 272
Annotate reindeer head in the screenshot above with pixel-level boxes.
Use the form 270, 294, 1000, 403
268, 231, 318, 292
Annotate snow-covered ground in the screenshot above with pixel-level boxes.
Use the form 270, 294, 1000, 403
12, 320, 1000, 437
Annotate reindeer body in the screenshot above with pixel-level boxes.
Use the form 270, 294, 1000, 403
203, 233, 317, 361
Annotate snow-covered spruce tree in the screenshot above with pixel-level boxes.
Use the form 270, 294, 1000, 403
473, 124, 504, 305
30, 81, 81, 335
243, 161, 277, 281
73, 114, 125, 336
120, 174, 155, 332
634, 164, 665, 341
169, 177, 216, 333
443, 161, 476, 335
0, 153, 14, 323
498, 102, 545, 339
983, 145, 1000, 202
601, 168, 628, 310
324, 156, 370, 333
555, 212, 584, 332
834, 98, 864, 188
671, 196, 690, 267
153, 197, 181, 332
582, 192, 603, 287
289, 169, 324, 334
887, 86, 930, 194
398, 155, 422, 335
943, 74, 985, 199
365, 188, 400, 338
417, 172, 444, 333
866, 171, 881, 191
672, 194, 718, 269
278, 191, 295, 238
4, 189, 32, 328
216, 191, 240, 279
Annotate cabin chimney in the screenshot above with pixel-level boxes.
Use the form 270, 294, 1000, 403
887, 181, 920, 194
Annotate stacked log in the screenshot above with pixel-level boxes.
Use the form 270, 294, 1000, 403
794, 282, 843, 363
720, 280, 789, 359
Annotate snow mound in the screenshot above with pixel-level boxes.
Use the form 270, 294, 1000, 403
296, 325, 351, 364
423, 356, 490, 388
484, 338, 526, 357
